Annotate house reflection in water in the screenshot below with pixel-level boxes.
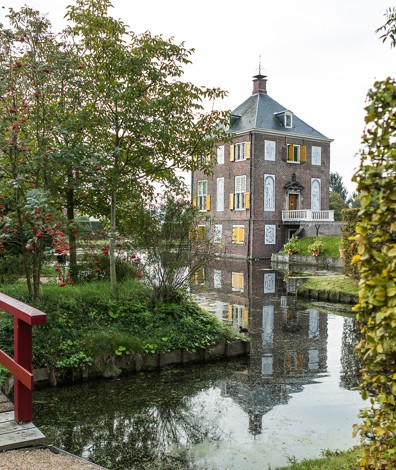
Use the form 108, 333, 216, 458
191, 259, 328, 436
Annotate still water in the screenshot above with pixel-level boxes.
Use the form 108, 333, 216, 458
33, 260, 365, 470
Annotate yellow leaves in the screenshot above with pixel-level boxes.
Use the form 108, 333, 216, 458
387, 285, 396, 297
388, 247, 396, 257
352, 254, 361, 264
374, 426, 386, 437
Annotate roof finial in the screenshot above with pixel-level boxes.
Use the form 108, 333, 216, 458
258, 54, 262, 75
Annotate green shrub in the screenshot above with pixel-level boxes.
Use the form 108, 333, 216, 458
0, 280, 242, 371
0, 253, 26, 283
283, 237, 300, 254
341, 209, 360, 279
352, 76, 396, 468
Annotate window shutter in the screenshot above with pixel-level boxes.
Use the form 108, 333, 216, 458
228, 304, 233, 322
232, 226, 238, 243
239, 227, 245, 243
300, 146, 307, 163
230, 144, 235, 161
197, 268, 204, 284
189, 228, 196, 240
206, 154, 211, 164
198, 226, 205, 240
288, 145, 294, 161
229, 193, 234, 210
244, 192, 250, 209
192, 196, 197, 208
243, 307, 249, 324
205, 195, 211, 211
245, 141, 251, 159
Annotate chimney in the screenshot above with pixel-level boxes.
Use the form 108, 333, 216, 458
252, 73, 267, 95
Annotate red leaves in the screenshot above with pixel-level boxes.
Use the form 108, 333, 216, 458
9, 108, 18, 114
58, 282, 67, 287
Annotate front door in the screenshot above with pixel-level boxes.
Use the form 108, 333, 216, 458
288, 194, 298, 211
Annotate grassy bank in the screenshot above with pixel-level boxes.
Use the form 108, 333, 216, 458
284, 236, 341, 257
275, 449, 360, 470
0, 280, 243, 376
297, 274, 359, 297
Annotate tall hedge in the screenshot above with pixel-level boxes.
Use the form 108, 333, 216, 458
352, 76, 396, 469
341, 208, 360, 279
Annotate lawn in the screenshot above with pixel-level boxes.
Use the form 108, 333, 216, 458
284, 236, 341, 257
298, 274, 359, 296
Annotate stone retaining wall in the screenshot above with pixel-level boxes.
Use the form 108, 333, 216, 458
297, 288, 358, 304
272, 253, 343, 269
31, 340, 250, 388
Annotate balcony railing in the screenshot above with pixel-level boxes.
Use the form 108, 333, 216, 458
282, 209, 334, 222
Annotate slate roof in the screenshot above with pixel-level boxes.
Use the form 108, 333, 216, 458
229, 86, 331, 141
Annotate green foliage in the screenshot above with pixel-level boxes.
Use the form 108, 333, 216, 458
351, 73, 396, 468
330, 191, 349, 221
0, 253, 26, 283
0, 280, 241, 374
298, 275, 359, 297
376, 7, 396, 47
0, 364, 11, 388
307, 238, 324, 253
84, 330, 143, 359
274, 448, 360, 470
341, 209, 360, 279
126, 196, 219, 303
330, 172, 349, 202
283, 237, 300, 254
0, 2, 231, 295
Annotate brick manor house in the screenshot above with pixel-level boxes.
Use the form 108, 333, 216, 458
191, 74, 334, 259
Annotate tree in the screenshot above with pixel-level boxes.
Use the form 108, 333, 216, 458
123, 195, 219, 303
329, 172, 350, 221
352, 10, 396, 468
329, 172, 349, 202
330, 192, 348, 222
0, 7, 70, 299
0, 2, 230, 295
65, 0, 231, 293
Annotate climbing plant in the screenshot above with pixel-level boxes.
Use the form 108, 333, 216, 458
352, 75, 396, 469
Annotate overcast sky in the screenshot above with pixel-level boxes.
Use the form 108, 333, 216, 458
2, 0, 395, 194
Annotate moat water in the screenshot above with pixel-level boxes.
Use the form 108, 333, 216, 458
33, 260, 365, 470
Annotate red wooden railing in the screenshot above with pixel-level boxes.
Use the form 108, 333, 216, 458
0, 292, 46, 423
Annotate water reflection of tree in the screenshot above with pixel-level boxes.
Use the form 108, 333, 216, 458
340, 317, 362, 390
34, 363, 244, 469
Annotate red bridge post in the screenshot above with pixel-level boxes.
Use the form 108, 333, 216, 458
0, 293, 46, 423
14, 317, 33, 423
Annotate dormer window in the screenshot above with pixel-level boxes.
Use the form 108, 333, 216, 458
284, 112, 293, 128
274, 110, 294, 129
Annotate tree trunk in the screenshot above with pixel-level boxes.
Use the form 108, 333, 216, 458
66, 185, 78, 282
32, 253, 41, 302
109, 191, 117, 294
16, 205, 33, 299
